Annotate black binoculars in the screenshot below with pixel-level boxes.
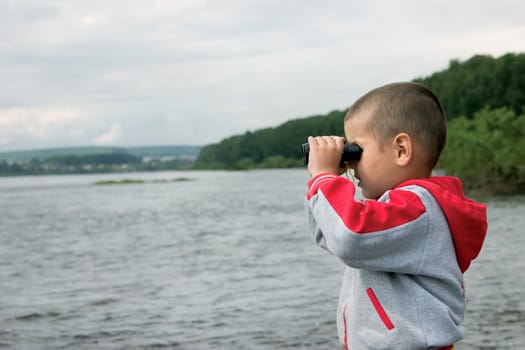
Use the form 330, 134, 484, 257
301, 143, 362, 166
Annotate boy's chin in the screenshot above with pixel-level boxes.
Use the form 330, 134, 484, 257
361, 187, 381, 200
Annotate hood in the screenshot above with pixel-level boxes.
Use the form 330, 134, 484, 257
399, 176, 488, 273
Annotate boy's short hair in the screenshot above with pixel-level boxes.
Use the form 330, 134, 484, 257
345, 82, 447, 168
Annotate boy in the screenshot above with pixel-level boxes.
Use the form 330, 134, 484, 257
305, 82, 487, 349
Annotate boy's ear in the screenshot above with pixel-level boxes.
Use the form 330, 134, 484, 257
392, 133, 412, 167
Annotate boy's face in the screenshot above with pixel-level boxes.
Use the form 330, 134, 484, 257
344, 113, 399, 199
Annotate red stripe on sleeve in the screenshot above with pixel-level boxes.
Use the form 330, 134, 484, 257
306, 173, 339, 200
319, 177, 426, 233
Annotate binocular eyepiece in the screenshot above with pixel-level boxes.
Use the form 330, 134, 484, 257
301, 143, 362, 166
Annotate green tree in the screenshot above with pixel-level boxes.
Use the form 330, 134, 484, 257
439, 107, 525, 193
415, 53, 525, 119
193, 110, 346, 168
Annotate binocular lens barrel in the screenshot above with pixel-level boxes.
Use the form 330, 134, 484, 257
301, 143, 362, 166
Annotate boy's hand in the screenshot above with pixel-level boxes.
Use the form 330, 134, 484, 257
307, 136, 346, 177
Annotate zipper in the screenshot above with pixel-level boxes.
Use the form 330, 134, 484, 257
366, 288, 395, 330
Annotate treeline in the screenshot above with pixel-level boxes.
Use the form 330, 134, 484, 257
0, 145, 201, 164
414, 53, 525, 119
438, 107, 525, 194
194, 110, 345, 169
47, 153, 141, 166
194, 53, 525, 194
417, 53, 525, 194
0, 152, 195, 176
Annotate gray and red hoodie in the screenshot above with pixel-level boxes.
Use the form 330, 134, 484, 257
305, 174, 487, 350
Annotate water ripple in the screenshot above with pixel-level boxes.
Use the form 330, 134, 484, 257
0, 170, 523, 349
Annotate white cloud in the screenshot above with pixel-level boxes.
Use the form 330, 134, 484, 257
0, 0, 524, 151
94, 122, 122, 145
0, 106, 85, 143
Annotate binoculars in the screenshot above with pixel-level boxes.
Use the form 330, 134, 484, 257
301, 143, 362, 166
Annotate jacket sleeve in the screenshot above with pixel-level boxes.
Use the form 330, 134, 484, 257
305, 174, 430, 273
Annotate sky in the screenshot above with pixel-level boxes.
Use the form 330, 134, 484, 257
1, 0, 524, 152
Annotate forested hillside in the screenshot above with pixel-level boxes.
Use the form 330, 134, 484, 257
0, 145, 201, 175
414, 53, 525, 119
417, 53, 525, 194
0, 145, 201, 163
194, 53, 525, 194
194, 110, 346, 169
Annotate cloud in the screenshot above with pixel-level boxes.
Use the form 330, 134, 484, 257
1, 0, 525, 151
0, 106, 86, 146
94, 122, 122, 145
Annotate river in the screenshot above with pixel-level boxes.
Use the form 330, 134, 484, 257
0, 170, 523, 349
